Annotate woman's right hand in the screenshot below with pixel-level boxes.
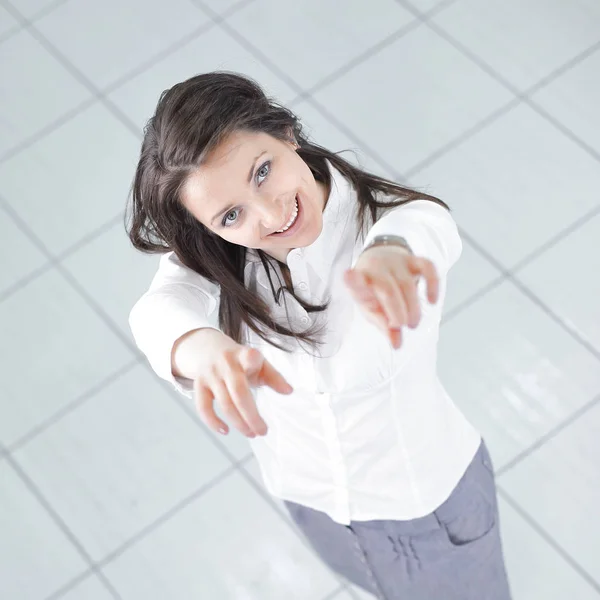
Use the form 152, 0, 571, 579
171, 328, 293, 438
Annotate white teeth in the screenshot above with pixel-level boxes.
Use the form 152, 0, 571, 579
275, 197, 299, 233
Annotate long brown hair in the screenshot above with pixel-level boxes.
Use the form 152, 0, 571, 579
127, 72, 446, 351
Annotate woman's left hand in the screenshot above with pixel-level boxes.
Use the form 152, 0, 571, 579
344, 245, 439, 349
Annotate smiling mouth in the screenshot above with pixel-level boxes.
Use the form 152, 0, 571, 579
272, 196, 299, 234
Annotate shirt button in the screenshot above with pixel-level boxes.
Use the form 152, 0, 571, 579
298, 282, 308, 291
301, 316, 310, 325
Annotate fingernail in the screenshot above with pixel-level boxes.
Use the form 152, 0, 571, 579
218, 427, 228, 435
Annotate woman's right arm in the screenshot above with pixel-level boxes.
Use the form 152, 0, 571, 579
129, 252, 293, 437
129, 252, 222, 394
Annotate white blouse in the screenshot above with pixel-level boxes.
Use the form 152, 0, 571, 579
130, 164, 481, 525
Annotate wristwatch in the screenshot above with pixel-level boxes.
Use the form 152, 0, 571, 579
362, 234, 413, 255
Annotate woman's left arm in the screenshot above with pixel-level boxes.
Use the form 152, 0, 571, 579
344, 200, 462, 349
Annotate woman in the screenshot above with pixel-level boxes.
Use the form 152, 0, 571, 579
127, 71, 512, 599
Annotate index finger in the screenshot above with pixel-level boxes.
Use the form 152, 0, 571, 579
260, 359, 294, 395
409, 257, 439, 304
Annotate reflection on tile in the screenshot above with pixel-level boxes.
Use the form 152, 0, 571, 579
0, 269, 133, 446
228, 0, 415, 90
442, 236, 502, 316
499, 400, 600, 581
57, 574, 115, 600
0, 103, 140, 254
516, 213, 600, 355
103, 470, 341, 599
532, 47, 600, 155
15, 365, 233, 561
108, 23, 297, 132
0, 461, 88, 599
313, 24, 512, 174
35, 0, 209, 88
0, 207, 47, 297
413, 104, 600, 268
497, 496, 600, 599
437, 280, 600, 468
432, 0, 600, 91
0, 30, 90, 156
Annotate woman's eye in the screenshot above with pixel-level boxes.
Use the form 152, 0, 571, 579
222, 208, 240, 227
255, 161, 271, 185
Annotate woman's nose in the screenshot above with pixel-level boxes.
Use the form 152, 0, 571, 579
256, 197, 285, 230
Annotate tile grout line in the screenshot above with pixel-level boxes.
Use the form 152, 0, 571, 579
497, 393, 600, 477
1, 0, 142, 139
442, 201, 600, 324
497, 486, 600, 593
457, 229, 600, 362
0, 0, 258, 165
0, 96, 98, 165
5, 453, 124, 599
0, 0, 69, 44
415, 14, 600, 168
7, 360, 139, 454
95, 464, 239, 569
193, 0, 401, 177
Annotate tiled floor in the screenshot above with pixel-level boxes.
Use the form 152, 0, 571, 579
1, 0, 599, 598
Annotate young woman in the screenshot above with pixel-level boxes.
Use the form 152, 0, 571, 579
127, 71, 512, 599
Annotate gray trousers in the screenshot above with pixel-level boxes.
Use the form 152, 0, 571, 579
285, 441, 512, 599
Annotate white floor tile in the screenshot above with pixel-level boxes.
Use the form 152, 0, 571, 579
0, 269, 133, 446
242, 456, 290, 518
0, 103, 140, 255
0, 4, 19, 36
200, 0, 250, 17
347, 585, 376, 599
103, 470, 341, 599
499, 400, 600, 582
532, 46, 600, 155
498, 496, 600, 599
57, 575, 115, 600
15, 364, 234, 562
228, 0, 416, 90
35, 0, 209, 89
413, 104, 600, 268
404, 0, 448, 14
0, 207, 47, 297
437, 280, 600, 469
443, 237, 502, 316
291, 98, 395, 178
9, 0, 64, 20
432, 0, 600, 91
312, 24, 512, 174
0, 29, 90, 156
62, 221, 160, 336
516, 213, 600, 355
0, 461, 88, 599
108, 23, 297, 133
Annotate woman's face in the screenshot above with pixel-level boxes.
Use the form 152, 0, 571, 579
181, 130, 328, 263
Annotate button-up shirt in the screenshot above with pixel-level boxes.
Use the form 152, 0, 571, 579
130, 164, 481, 525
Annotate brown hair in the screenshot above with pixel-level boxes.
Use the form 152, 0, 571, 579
127, 72, 446, 351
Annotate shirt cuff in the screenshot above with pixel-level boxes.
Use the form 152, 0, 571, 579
357, 200, 462, 275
